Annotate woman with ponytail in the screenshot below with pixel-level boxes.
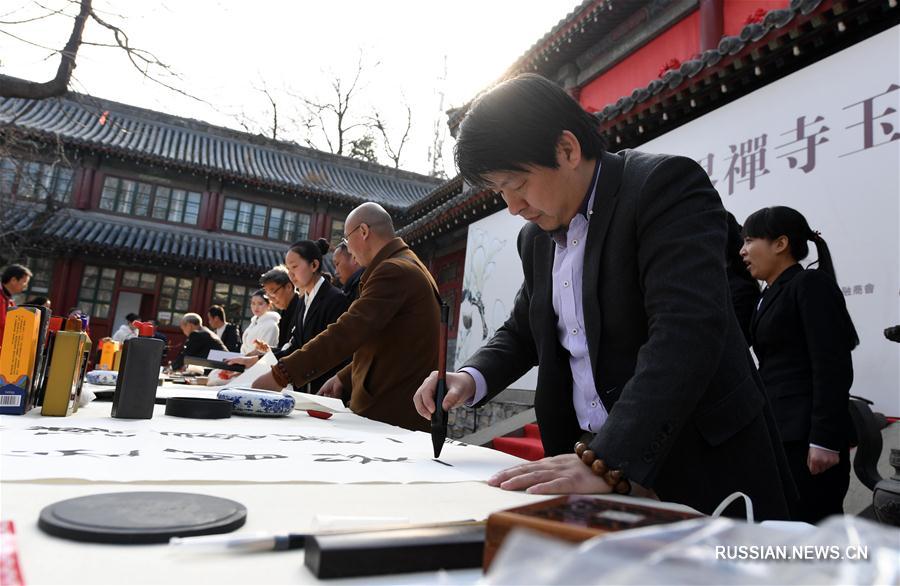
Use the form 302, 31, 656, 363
276, 238, 350, 394
228, 238, 350, 394
740, 206, 858, 523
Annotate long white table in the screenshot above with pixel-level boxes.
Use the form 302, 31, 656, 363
0, 394, 549, 584
1, 392, 695, 584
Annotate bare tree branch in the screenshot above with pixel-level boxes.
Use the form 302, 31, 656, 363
0, 4, 30, 20
261, 86, 278, 141
428, 55, 449, 178
370, 104, 411, 169
85, 8, 212, 105
0, 2, 66, 25
290, 54, 369, 156
0, 0, 90, 99
1, 0, 214, 108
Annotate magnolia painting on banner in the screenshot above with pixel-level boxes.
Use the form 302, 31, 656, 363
456, 210, 537, 390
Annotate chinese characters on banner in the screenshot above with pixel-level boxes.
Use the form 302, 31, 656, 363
695, 84, 898, 197
641, 27, 900, 415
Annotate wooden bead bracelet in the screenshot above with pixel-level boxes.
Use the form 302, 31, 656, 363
575, 441, 631, 495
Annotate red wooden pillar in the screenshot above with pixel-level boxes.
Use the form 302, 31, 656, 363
89, 169, 105, 209
202, 191, 222, 231
309, 212, 330, 240
700, 0, 724, 52
52, 258, 85, 315
73, 155, 99, 209
215, 194, 226, 232
189, 275, 212, 316
49, 258, 71, 312
203, 178, 223, 231
72, 168, 92, 209
320, 213, 331, 240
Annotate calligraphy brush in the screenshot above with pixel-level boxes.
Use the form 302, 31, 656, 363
431, 302, 450, 458
168, 519, 484, 552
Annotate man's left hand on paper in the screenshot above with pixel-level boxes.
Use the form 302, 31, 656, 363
488, 454, 614, 495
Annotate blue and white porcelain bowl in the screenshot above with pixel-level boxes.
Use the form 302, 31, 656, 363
85, 370, 118, 386
216, 387, 295, 416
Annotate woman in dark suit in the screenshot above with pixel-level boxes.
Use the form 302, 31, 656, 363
279, 238, 350, 394
229, 241, 349, 395
741, 206, 858, 523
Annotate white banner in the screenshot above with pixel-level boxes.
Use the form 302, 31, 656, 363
457, 28, 900, 415
640, 26, 900, 416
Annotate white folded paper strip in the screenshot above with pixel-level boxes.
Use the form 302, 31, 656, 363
285, 390, 351, 413
220, 351, 278, 388
207, 350, 243, 362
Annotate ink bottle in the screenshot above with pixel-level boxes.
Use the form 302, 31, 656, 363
111, 321, 165, 419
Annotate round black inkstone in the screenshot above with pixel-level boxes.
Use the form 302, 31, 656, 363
38, 492, 247, 544
165, 397, 233, 419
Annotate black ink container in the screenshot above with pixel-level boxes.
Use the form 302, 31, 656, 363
111, 321, 165, 419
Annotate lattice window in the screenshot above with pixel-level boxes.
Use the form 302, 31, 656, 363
121, 270, 158, 290
221, 196, 311, 242
78, 265, 117, 319
157, 276, 194, 326
211, 282, 254, 331
100, 176, 201, 225
0, 157, 73, 203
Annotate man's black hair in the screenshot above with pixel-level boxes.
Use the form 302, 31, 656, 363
208, 304, 226, 322
1, 264, 32, 284
260, 265, 292, 288
455, 73, 607, 188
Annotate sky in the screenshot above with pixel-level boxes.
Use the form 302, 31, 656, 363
1, 0, 584, 177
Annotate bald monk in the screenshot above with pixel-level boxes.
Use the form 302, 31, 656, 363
252, 202, 441, 431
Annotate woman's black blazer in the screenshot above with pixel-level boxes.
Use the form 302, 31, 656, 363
750, 264, 855, 450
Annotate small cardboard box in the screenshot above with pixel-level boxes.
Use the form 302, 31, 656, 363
0, 307, 41, 414
483, 495, 701, 570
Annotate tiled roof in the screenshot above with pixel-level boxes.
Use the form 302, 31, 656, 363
0, 93, 442, 210
3, 206, 285, 277
593, 0, 896, 141
499, 0, 652, 86
595, 0, 806, 126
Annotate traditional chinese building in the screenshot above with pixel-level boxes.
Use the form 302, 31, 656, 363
0, 93, 442, 360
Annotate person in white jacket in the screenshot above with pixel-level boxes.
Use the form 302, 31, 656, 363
208, 290, 281, 386
240, 289, 281, 354
111, 313, 140, 343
